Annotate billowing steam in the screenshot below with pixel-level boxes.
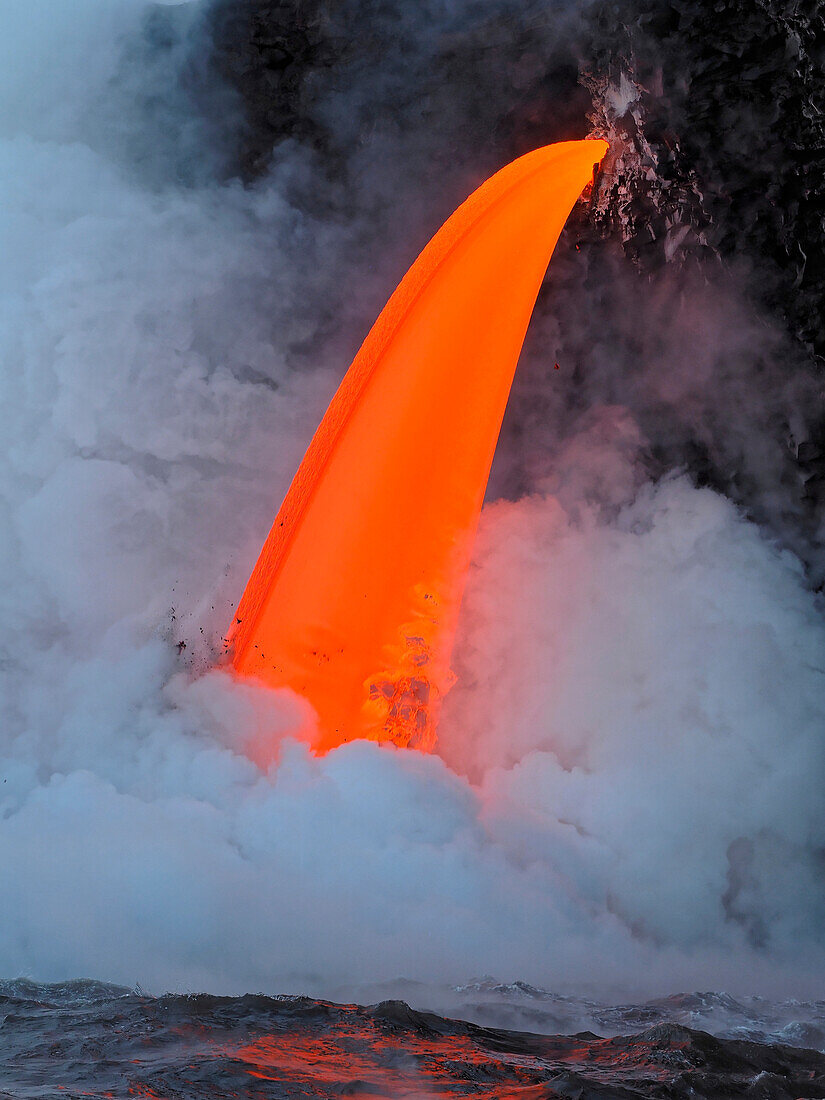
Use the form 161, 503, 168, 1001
0, 0, 823, 1001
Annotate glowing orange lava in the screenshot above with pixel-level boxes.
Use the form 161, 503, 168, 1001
229, 139, 607, 755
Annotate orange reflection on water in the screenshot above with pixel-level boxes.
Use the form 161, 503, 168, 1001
233, 1018, 550, 1097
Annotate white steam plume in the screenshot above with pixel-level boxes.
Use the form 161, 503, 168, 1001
0, 0, 823, 1006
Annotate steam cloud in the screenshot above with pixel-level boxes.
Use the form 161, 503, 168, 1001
0, 0, 823, 1003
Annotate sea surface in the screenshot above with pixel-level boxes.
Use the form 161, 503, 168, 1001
2, 979, 825, 1098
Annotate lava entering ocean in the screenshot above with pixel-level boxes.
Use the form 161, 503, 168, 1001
228, 139, 607, 755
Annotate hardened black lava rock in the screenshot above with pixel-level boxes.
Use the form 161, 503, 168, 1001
200, 1, 338, 179
582, 0, 825, 571
131, 0, 825, 578
586, 0, 825, 358
201, 0, 825, 361
200, 0, 592, 184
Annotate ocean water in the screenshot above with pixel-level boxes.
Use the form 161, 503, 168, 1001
2, 978, 825, 1098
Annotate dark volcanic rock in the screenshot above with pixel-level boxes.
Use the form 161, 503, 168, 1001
583, 0, 825, 567
202, 0, 337, 180
192, 0, 825, 579
114, 0, 824, 577
200, 0, 825, 364
201, 0, 592, 188
589, 0, 825, 359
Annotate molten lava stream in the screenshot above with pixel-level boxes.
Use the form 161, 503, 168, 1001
228, 139, 607, 757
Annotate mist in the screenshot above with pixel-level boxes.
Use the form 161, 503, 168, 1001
0, 0, 823, 1004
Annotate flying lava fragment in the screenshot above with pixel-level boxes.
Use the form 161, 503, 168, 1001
228, 139, 608, 755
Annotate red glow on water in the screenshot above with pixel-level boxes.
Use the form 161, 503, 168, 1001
227, 1007, 579, 1098
228, 140, 607, 757
27, 995, 824, 1097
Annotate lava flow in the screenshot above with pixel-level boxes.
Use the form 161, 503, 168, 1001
228, 139, 607, 755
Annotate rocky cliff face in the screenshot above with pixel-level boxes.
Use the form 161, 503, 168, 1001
584, 0, 825, 540
199, 0, 825, 338
133, 0, 825, 579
